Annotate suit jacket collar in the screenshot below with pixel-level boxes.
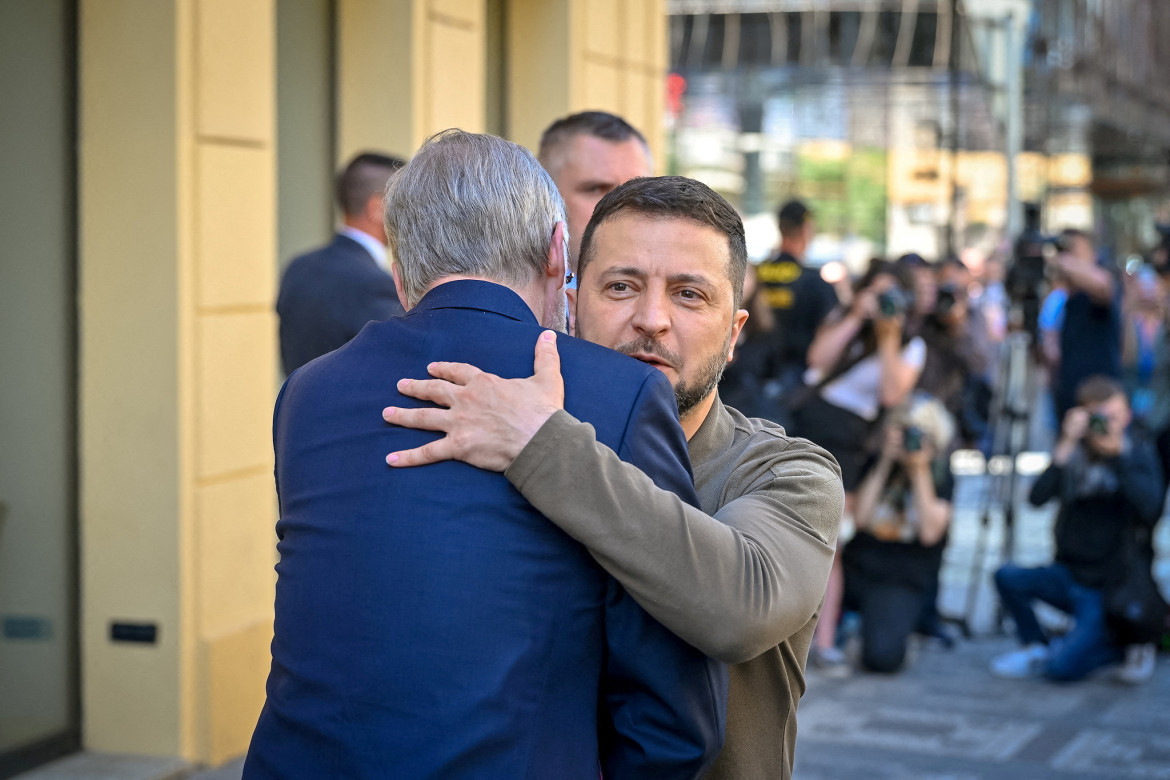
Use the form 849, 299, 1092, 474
410, 279, 539, 325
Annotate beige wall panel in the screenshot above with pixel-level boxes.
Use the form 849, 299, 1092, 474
430, 0, 479, 22
196, 474, 277, 639
583, 0, 620, 59
80, 0, 183, 756
203, 620, 273, 765
195, 0, 274, 142
196, 313, 277, 479
622, 0, 650, 67
581, 59, 621, 115
336, 0, 420, 161
196, 145, 276, 309
84, 640, 183, 755
506, 0, 571, 152
621, 70, 651, 144
425, 22, 485, 134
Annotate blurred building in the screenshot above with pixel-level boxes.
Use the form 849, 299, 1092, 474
0, 0, 667, 775
667, 0, 1170, 265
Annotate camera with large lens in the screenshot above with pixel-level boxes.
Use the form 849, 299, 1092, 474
903, 425, 924, 452
1088, 413, 1109, 436
935, 283, 960, 316
877, 286, 908, 318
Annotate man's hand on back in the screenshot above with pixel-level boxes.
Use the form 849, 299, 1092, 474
383, 330, 565, 471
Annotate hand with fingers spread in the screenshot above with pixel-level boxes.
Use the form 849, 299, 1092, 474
382, 330, 566, 471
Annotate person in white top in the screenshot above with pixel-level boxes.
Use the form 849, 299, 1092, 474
792, 258, 926, 674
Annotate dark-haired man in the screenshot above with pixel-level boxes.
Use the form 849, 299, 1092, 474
1050, 228, 1121, 419
755, 200, 837, 388
385, 176, 843, 779
992, 375, 1163, 683
538, 111, 652, 270
277, 151, 406, 375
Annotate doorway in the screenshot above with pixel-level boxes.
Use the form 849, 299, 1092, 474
0, 0, 80, 776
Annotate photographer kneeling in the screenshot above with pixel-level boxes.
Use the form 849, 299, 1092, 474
842, 394, 956, 673
991, 376, 1164, 683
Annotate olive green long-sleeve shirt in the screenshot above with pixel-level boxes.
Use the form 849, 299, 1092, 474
506, 395, 843, 779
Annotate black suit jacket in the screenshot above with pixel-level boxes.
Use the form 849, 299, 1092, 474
277, 233, 404, 375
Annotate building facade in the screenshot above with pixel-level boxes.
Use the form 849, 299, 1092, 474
666, 0, 1170, 264
0, 0, 668, 774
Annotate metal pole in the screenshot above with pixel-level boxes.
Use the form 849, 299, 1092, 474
947, 0, 961, 258
1004, 11, 1023, 241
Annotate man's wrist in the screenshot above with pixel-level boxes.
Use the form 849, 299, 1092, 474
505, 410, 580, 489
1052, 439, 1076, 465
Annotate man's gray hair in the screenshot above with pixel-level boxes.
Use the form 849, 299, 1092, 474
384, 129, 567, 306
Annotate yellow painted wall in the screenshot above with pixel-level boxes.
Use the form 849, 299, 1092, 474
80, 0, 277, 764
78, 0, 667, 766
509, 0, 667, 165
337, 0, 486, 163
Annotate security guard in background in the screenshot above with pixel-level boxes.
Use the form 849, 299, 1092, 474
756, 200, 839, 389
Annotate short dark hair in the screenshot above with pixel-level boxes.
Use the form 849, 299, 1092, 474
777, 199, 812, 235
538, 111, 648, 171
577, 176, 748, 309
336, 152, 406, 217
1076, 375, 1126, 406
896, 252, 930, 269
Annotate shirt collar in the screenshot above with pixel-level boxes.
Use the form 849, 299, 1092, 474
410, 279, 539, 325
338, 226, 390, 273
687, 393, 733, 467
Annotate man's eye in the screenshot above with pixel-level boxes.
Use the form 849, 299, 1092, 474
608, 282, 629, 292
678, 289, 703, 301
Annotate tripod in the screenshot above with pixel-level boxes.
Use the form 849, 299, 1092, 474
957, 330, 1037, 637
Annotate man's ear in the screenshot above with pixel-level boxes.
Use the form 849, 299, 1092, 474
545, 221, 568, 287
365, 192, 384, 225
726, 308, 750, 362
566, 287, 577, 337
391, 262, 412, 312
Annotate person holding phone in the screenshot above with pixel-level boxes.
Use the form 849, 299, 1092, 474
840, 393, 956, 673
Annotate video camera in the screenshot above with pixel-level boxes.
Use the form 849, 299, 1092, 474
1007, 204, 1055, 338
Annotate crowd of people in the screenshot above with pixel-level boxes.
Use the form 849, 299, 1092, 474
250, 107, 1166, 779
724, 197, 1169, 685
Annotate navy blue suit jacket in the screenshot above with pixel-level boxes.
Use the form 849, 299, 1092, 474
245, 281, 727, 779
277, 233, 404, 375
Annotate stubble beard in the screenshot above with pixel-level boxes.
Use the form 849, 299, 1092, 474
605, 331, 731, 421
542, 290, 569, 334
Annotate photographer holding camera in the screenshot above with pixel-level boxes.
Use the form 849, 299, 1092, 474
842, 394, 956, 673
794, 259, 926, 673
991, 375, 1164, 683
917, 257, 996, 445
1049, 229, 1122, 420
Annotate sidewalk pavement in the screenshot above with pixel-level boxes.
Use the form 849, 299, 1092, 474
795, 467, 1170, 779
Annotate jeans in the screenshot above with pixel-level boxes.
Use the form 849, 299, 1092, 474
994, 563, 1123, 681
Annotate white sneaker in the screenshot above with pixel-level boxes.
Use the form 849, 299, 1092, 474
809, 645, 852, 678
990, 643, 1050, 678
1114, 644, 1157, 685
